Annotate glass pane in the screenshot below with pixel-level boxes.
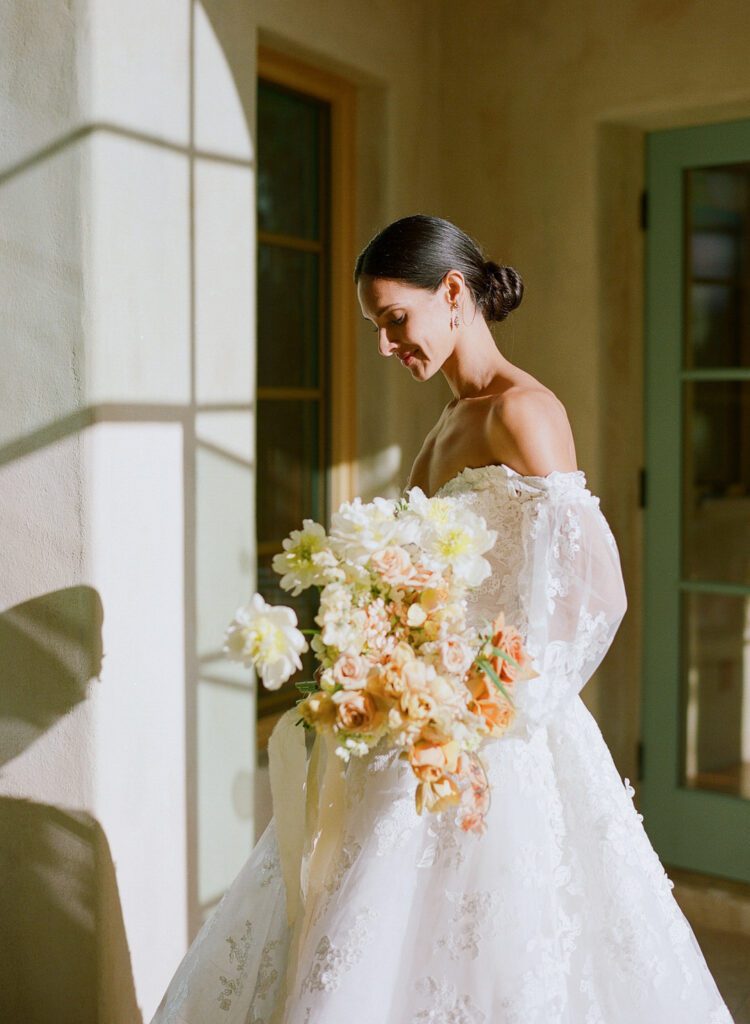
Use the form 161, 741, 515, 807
690, 283, 742, 367
257, 79, 323, 240
685, 165, 750, 368
682, 590, 750, 800
682, 380, 750, 585
255, 551, 319, 718
257, 244, 320, 388
256, 399, 321, 544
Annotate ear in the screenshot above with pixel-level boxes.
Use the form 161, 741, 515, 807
442, 269, 465, 306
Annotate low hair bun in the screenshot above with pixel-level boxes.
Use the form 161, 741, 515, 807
481, 260, 524, 323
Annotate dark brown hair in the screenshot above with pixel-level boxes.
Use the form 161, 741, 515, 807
353, 214, 523, 323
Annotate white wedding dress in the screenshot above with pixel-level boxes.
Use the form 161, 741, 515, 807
151, 462, 735, 1024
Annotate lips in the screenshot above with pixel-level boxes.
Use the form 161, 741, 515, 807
399, 350, 418, 365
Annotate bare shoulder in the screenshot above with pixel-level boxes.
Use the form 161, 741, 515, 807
487, 385, 578, 476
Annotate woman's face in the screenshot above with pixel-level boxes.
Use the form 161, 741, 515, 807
357, 274, 461, 380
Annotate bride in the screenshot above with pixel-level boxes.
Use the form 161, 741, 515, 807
151, 214, 734, 1023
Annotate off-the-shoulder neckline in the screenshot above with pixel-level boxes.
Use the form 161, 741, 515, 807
432, 461, 587, 497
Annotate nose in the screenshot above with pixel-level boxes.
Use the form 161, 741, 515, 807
377, 328, 396, 358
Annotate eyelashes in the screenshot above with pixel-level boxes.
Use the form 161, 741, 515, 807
371, 315, 406, 334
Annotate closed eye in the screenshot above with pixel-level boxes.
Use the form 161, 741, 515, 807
370, 314, 406, 334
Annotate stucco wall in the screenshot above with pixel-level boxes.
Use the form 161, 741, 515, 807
0, 1, 444, 1020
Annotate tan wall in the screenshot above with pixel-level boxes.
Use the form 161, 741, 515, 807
439, 0, 750, 780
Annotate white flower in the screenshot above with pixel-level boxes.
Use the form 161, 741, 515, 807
223, 593, 308, 690
315, 582, 367, 654
402, 486, 456, 527
328, 496, 402, 564
271, 519, 343, 595
420, 511, 497, 588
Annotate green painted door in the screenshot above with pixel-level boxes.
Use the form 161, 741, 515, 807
643, 117, 750, 883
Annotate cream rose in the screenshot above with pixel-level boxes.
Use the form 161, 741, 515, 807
369, 545, 415, 586
439, 637, 474, 677
332, 653, 368, 690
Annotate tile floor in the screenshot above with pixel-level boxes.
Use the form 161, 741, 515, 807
692, 925, 750, 1023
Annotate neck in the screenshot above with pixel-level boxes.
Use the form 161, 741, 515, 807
441, 317, 512, 400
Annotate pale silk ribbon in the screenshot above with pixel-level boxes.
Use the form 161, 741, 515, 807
267, 707, 348, 1020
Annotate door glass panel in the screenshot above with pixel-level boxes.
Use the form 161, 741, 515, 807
685, 165, 750, 368
682, 590, 750, 799
256, 398, 321, 543
682, 380, 750, 586
257, 79, 322, 240
256, 73, 330, 727
680, 162, 750, 802
257, 244, 320, 389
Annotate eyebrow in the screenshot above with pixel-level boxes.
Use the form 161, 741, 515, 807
361, 302, 398, 322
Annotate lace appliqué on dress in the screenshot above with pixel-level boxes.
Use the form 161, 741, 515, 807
217, 918, 253, 1010
299, 907, 378, 995
412, 976, 487, 1024
311, 832, 362, 926
433, 889, 502, 961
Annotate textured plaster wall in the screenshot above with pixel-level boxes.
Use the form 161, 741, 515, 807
0, 1, 444, 1020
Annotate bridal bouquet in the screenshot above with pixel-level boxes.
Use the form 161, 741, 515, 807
223, 486, 538, 835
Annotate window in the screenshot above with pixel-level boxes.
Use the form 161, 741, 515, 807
255, 47, 357, 749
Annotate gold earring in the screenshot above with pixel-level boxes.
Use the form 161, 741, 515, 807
450, 300, 460, 329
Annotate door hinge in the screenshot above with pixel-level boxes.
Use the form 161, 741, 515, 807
638, 467, 647, 508
637, 740, 645, 781
640, 189, 649, 231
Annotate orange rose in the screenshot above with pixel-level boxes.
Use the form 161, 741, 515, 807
486, 612, 538, 684
408, 738, 461, 783
466, 668, 516, 737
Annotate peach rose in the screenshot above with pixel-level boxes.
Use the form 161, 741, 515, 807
486, 611, 538, 685
333, 689, 385, 732
408, 563, 443, 591
370, 546, 415, 586
466, 669, 516, 737
332, 653, 368, 689
408, 737, 461, 783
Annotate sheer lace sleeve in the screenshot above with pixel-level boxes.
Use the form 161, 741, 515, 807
512, 473, 628, 737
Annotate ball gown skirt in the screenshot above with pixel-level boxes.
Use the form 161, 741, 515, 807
150, 463, 735, 1024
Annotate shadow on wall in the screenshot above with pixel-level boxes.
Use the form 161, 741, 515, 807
0, 586, 103, 765
0, 588, 142, 1024
0, 800, 142, 1024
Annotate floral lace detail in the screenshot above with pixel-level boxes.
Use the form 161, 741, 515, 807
433, 889, 501, 960
412, 975, 486, 1023
258, 844, 281, 888
299, 907, 378, 995
374, 795, 420, 856
311, 832, 362, 925
416, 806, 468, 869
247, 937, 282, 1015
217, 918, 253, 1010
